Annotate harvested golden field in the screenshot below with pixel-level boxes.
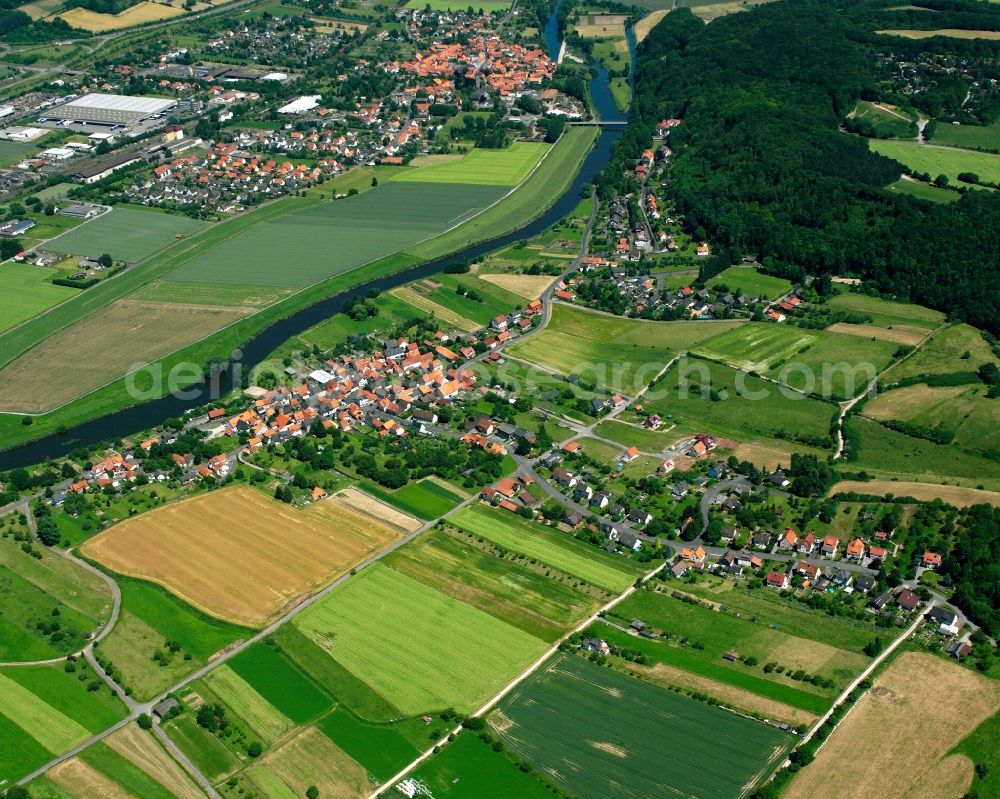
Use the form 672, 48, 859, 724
478, 272, 555, 300
785, 653, 1000, 799
878, 28, 1000, 39
263, 727, 368, 799
330, 487, 422, 533
629, 661, 818, 728
17, 0, 61, 19
49, 758, 132, 799
733, 441, 799, 470
81, 486, 404, 626
58, 1, 183, 31
826, 322, 929, 346
310, 15, 367, 33
634, 9, 667, 41
862, 383, 966, 421
573, 21, 626, 37
0, 299, 247, 413
829, 480, 1000, 507
107, 724, 204, 799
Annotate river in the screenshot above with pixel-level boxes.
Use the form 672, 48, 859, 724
0, 4, 636, 469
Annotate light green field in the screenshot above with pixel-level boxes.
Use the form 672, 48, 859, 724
393, 142, 549, 186
692, 323, 898, 400
883, 323, 999, 382
851, 101, 918, 138
509, 303, 743, 393
827, 293, 945, 330
930, 120, 1000, 152
869, 139, 1000, 186
877, 28, 1000, 40
293, 563, 546, 714
45, 208, 209, 263
0, 671, 89, 753
0, 262, 78, 332
706, 266, 793, 300
203, 665, 293, 743
451, 505, 637, 592
886, 178, 962, 202
132, 280, 291, 309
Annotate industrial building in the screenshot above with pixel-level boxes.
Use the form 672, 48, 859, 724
39, 93, 177, 132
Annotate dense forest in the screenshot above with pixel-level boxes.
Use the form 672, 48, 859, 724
598, 0, 1000, 334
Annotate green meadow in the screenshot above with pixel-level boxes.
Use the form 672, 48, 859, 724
293, 563, 545, 714
359, 478, 461, 520
0, 263, 78, 333
706, 266, 793, 300
929, 119, 1000, 151
450, 505, 639, 592
869, 139, 1000, 186
393, 142, 548, 186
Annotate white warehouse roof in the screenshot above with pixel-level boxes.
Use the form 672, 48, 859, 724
48, 93, 176, 126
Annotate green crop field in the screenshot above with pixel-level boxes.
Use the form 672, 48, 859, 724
706, 266, 793, 300
644, 358, 835, 453
0, 713, 53, 787
869, 139, 1000, 186
361, 478, 462, 520
317, 708, 419, 781
166, 183, 505, 288
98, 577, 251, 699
293, 563, 546, 714
0, 263, 78, 333
929, 119, 1000, 151
229, 642, 333, 724
45, 208, 209, 263
450, 505, 638, 592
0, 531, 112, 661
273, 625, 401, 721
508, 303, 743, 393
2, 664, 125, 734
204, 665, 294, 743
0, 671, 90, 753
495, 654, 793, 799
415, 272, 527, 326
163, 713, 239, 781
393, 142, 548, 186
384, 528, 601, 642
845, 416, 1000, 490
403, 732, 554, 798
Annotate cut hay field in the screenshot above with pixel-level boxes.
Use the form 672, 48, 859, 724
389, 283, 480, 331
634, 9, 668, 41
877, 27, 1000, 39
46, 208, 208, 263
333, 487, 422, 532
886, 177, 962, 202
869, 139, 1000, 185
495, 654, 793, 799
0, 262, 78, 333
392, 142, 548, 186
478, 271, 555, 300
825, 321, 928, 346
75, 739, 192, 799
257, 727, 368, 799
82, 485, 404, 627
293, 563, 546, 714
508, 303, 743, 393
166, 183, 504, 288
705, 266, 793, 300
785, 653, 1000, 799
691, 323, 898, 400
451, 504, 638, 592
359, 478, 463, 520
829, 479, 1000, 507
402, 732, 554, 799
106, 723, 205, 799
644, 358, 836, 454
384, 527, 602, 642
0, 528, 112, 661
58, 1, 184, 31
0, 298, 247, 414
203, 665, 294, 743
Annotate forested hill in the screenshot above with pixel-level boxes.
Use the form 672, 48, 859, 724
601, 0, 1000, 334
